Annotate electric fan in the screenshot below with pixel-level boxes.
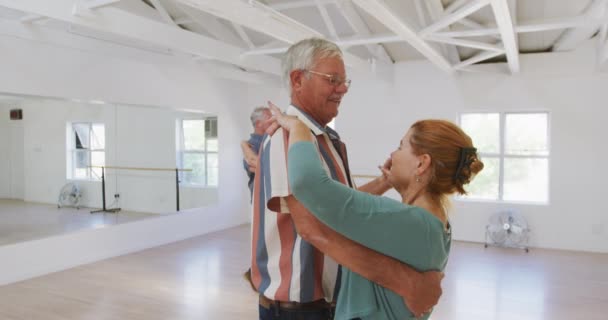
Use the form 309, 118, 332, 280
57, 182, 82, 209
485, 210, 530, 252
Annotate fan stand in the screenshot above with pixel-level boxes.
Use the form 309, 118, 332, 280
90, 167, 121, 214
484, 228, 530, 253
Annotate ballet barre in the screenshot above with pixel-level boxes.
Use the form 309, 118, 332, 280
89, 166, 192, 214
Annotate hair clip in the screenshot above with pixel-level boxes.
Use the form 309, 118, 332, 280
454, 147, 477, 183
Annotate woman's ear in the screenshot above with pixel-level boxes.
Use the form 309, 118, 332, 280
416, 154, 432, 175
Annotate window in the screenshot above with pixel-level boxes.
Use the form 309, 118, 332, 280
176, 117, 218, 187
459, 112, 549, 203
67, 122, 105, 180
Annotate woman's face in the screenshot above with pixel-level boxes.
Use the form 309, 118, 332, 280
388, 129, 421, 190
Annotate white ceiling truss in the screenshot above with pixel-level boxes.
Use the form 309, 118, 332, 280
1, 0, 607, 82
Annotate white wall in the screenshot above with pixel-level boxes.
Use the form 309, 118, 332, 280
0, 105, 9, 198
341, 45, 608, 253
0, 103, 24, 200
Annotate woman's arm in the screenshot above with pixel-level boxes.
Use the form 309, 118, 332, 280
286, 196, 442, 317
288, 142, 433, 260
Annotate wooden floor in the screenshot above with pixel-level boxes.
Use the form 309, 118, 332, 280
0, 199, 159, 246
0, 224, 606, 320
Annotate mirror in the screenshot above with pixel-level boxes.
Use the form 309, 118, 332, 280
0, 93, 219, 246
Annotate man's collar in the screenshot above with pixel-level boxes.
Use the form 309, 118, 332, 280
287, 105, 339, 139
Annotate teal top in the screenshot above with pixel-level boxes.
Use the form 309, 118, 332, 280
288, 142, 451, 320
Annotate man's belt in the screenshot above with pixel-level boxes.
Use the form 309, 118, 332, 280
259, 294, 332, 311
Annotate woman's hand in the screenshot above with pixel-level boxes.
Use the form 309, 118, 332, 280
265, 101, 304, 134
378, 157, 392, 180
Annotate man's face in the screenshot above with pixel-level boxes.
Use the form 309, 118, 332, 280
291, 56, 348, 126
255, 110, 272, 134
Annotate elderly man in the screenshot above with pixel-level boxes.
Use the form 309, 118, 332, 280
242, 106, 272, 196
250, 38, 442, 320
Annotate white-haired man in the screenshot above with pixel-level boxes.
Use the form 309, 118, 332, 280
242, 106, 272, 196
250, 38, 442, 320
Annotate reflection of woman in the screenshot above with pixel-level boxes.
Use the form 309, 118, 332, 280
267, 103, 484, 320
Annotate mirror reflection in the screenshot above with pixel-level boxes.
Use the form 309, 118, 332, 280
0, 93, 218, 246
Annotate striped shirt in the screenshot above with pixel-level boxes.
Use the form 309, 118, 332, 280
250, 105, 352, 303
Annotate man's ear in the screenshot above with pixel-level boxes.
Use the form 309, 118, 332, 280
290, 70, 304, 92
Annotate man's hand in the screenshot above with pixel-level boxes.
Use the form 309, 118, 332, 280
245, 154, 258, 173
402, 270, 444, 318
241, 141, 258, 173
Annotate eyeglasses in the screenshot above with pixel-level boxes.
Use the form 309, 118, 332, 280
305, 70, 351, 88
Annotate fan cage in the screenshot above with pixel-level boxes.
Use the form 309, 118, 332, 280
484, 210, 530, 252
58, 183, 82, 209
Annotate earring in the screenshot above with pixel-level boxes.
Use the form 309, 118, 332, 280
415, 176, 420, 182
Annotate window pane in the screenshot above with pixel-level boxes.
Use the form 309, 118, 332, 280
75, 150, 89, 168
505, 113, 549, 156
73, 123, 90, 149
207, 138, 218, 152
91, 124, 105, 150
504, 158, 548, 202
91, 151, 105, 179
207, 153, 219, 186
460, 157, 499, 200
460, 113, 500, 154
205, 118, 218, 138
183, 120, 205, 150
73, 151, 89, 179
183, 153, 205, 185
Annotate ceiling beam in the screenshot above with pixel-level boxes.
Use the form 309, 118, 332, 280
243, 33, 402, 56
351, 0, 452, 73
174, 0, 373, 72
424, 0, 461, 64
175, 0, 321, 43
457, 18, 501, 40
334, 0, 393, 63
413, 0, 428, 27
598, 23, 608, 65
435, 15, 608, 38
269, 0, 333, 11
444, 0, 471, 15
149, 0, 179, 27
230, 23, 255, 50
454, 50, 504, 70
174, 3, 245, 48
20, 14, 46, 23
83, 0, 122, 9
420, 0, 491, 37
173, 17, 193, 24
553, 0, 608, 51
0, 0, 281, 75
490, 0, 519, 73
1, 18, 272, 85
315, 0, 339, 40
425, 35, 504, 52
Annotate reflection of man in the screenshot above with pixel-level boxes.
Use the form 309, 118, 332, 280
241, 106, 271, 291
242, 107, 272, 196
251, 38, 442, 320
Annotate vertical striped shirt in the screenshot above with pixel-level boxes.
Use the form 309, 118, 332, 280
250, 105, 352, 303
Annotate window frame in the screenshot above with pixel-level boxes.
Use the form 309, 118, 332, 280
457, 111, 551, 205
176, 116, 218, 188
67, 122, 105, 181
